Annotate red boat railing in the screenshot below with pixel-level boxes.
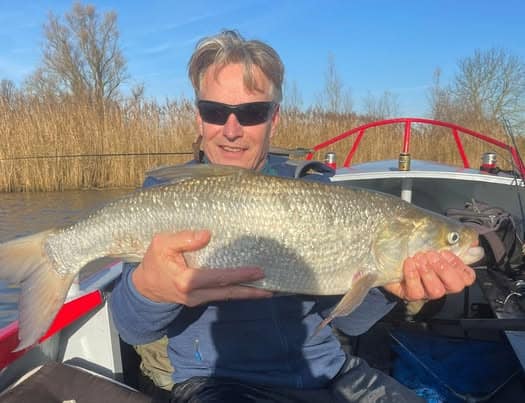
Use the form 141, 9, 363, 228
305, 117, 525, 177
0, 290, 104, 370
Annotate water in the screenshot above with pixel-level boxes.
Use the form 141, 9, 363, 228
0, 189, 131, 328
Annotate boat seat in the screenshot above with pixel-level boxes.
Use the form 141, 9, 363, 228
0, 361, 151, 403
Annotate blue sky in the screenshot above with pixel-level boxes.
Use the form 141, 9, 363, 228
0, 0, 523, 116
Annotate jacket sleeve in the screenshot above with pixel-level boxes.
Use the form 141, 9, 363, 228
109, 263, 183, 345
327, 288, 398, 336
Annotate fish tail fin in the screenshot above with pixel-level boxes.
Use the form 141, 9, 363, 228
314, 272, 378, 336
0, 231, 76, 351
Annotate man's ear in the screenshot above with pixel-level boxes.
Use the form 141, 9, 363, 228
196, 113, 204, 136
270, 105, 280, 138
192, 135, 203, 161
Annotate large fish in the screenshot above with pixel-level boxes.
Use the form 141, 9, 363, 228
0, 165, 484, 350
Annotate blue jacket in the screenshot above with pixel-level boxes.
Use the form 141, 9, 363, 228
109, 155, 397, 388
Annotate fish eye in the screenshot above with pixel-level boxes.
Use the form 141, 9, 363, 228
447, 231, 460, 245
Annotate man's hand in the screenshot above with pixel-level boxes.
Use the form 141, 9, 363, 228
132, 230, 272, 305
383, 250, 476, 301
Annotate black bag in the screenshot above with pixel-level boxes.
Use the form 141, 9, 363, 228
446, 200, 523, 274
0, 362, 150, 403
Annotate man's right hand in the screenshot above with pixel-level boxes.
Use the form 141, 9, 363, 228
131, 230, 272, 305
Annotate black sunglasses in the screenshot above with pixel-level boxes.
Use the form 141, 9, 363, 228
197, 100, 278, 126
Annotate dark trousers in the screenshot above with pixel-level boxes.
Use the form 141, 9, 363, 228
165, 356, 424, 403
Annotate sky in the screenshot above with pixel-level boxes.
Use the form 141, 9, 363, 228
0, 0, 523, 117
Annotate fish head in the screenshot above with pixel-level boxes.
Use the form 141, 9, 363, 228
373, 207, 484, 275
405, 212, 484, 264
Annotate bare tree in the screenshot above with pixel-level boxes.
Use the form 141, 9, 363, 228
26, 2, 127, 103
362, 90, 399, 119
24, 67, 61, 98
427, 68, 462, 122
283, 79, 303, 112
452, 48, 525, 126
131, 83, 145, 103
317, 53, 353, 114
0, 79, 17, 104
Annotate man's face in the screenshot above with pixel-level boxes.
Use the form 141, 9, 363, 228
197, 63, 279, 171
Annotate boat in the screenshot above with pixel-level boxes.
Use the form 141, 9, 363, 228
0, 117, 524, 402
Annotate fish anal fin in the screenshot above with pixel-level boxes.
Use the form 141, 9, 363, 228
315, 271, 378, 334
405, 300, 426, 316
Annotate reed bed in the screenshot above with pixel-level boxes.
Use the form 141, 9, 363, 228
1, 96, 523, 192
0, 96, 196, 191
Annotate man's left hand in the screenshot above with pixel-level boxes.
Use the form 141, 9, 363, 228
383, 250, 476, 301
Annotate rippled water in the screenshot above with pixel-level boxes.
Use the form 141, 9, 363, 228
0, 189, 131, 328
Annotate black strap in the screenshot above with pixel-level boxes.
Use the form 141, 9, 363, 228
284, 159, 335, 178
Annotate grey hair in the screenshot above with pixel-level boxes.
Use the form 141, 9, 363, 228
188, 30, 284, 102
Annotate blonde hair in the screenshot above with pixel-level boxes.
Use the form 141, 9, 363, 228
188, 30, 284, 102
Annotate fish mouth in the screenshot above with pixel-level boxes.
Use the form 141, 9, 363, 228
460, 246, 485, 265
451, 230, 485, 265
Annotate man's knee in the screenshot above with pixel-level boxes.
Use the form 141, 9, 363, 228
331, 355, 424, 402
134, 336, 175, 391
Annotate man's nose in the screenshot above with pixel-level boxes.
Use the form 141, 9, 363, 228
222, 113, 243, 139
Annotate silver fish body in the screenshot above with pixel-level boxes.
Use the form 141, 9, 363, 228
0, 165, 484, 350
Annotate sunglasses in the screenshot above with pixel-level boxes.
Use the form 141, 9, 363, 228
197, 100, 278, 126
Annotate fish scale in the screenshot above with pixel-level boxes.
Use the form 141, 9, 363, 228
0, 164, 483, 350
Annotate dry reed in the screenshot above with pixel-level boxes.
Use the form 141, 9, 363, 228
1, 96, 523, 192
0, 96, 196, 191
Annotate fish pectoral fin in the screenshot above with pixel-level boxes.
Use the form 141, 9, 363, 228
315, 272, 378, 334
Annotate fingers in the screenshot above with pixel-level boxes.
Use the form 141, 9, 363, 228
440, 250, 476, 286
182, 285, 273, 307
388, 250, 477, 303
153, 229, 211, 258
171, 265, 273, 307
414, 252, 446, 299
410, 250, 476, 300
135, 229, 272, 305
175, 265, 266, 294
402, 257, 425, 300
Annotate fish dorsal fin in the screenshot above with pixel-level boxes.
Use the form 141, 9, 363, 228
145, 164, 257, 185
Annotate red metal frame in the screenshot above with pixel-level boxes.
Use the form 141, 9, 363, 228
306, 117, 525, 177
0, 290, 104, 370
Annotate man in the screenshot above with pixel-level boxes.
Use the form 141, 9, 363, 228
110, 30, 476, 402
